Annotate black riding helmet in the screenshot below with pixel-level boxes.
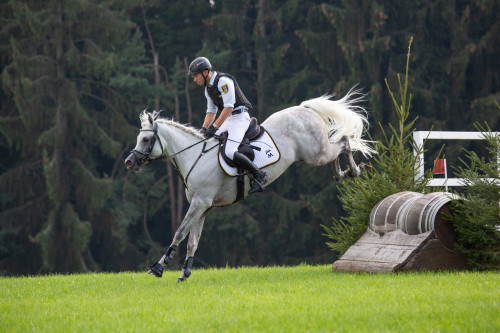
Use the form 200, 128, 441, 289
188, 57, 212, 84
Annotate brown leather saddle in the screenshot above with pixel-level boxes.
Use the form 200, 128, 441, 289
219, 117, 265, 168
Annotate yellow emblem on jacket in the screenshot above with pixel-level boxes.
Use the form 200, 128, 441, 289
221, 84, 229, 93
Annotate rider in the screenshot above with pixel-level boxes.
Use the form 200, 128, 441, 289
188, 56, 268, 194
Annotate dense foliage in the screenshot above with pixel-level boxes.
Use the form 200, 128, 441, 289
1, 0, 499, 275
322, 39, 437, 254
450, 124, 500, 270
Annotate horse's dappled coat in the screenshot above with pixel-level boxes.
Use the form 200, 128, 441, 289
125, 87, 374, 281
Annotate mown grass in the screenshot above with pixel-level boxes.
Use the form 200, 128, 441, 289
1, 265, 499, 332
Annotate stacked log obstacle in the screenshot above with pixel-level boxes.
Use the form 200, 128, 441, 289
333, 191, 469, 272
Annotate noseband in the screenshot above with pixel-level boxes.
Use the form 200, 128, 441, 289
130, 122, 165, 166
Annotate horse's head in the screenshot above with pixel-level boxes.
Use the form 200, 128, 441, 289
124, 111, 165, 172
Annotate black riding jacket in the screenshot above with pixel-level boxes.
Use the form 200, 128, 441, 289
206, 72, 252, 112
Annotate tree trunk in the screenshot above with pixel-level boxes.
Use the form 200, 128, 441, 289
254, 0, 267, 119
184, 57, 193, 124
153, 52, 161, 112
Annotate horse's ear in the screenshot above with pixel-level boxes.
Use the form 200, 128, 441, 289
147, 113, 154, 125
153, 110, 162, 120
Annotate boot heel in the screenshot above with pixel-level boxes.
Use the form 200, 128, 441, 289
249, 172, 268, 194
232, 152, 268, 194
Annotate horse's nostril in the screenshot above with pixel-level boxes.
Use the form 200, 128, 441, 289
125, 160, 132, 166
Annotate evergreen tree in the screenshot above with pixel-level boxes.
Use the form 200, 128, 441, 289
450, 123, 500, 270
0, 0, 149, 273
322, 39, 437, 255
1, 0, 499, 274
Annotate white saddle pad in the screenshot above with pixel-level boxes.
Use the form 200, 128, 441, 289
219, 130, 280, 177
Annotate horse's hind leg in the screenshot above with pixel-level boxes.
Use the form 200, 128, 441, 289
332, 158, 348, 182
334, 136, 370, 182
177, 208, 211, 282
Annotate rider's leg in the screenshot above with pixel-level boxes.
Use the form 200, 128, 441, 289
220, 111, 250, 160
225, 112, 268, 194
232, 152, 268, 193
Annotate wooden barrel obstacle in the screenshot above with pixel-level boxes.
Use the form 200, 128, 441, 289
333, 191, 468, 272
368, 191, 460, 249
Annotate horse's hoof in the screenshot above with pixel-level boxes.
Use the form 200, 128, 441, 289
177, 277, 186, 283
183, 257, 194, 278
148, 262, 163, 278
360, 162, 372, 173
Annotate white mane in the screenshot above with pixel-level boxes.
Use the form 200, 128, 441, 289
139, 110, 204, 139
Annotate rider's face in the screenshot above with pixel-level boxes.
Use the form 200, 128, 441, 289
192, 71, 207, 86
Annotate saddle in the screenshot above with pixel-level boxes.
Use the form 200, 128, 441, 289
219, 117, 265, 167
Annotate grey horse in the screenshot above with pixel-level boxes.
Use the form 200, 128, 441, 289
124, 87, 374, 281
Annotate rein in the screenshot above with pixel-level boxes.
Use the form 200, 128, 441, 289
131, 122, 219, 189
131, 122, 209, 164
166, 137, 210, 158
180, 141, 220, 187
131, 121, 264, 189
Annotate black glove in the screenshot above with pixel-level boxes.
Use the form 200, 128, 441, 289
200, 127, 208, 137
205, 124, 217, 138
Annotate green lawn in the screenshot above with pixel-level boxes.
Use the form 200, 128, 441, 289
1, 265, 499, 332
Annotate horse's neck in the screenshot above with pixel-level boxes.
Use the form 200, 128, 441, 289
158, 122, 202, 171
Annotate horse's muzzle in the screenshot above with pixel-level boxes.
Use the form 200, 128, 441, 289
124, 153, 141, 172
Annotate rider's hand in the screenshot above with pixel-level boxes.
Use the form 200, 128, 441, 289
200, 127, 208, 137
205, 124, 217, 138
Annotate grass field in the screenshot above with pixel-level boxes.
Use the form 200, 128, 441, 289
1, 264, 499, 332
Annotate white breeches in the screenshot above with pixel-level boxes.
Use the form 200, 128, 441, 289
216, 111, 251, 160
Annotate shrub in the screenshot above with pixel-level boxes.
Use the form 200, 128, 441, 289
322, 38, 437, 255
450, 123, 500, 270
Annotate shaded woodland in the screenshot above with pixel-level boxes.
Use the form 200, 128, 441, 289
1, 0, 499, 275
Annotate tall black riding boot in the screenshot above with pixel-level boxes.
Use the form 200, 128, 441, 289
232, 151, 268, 194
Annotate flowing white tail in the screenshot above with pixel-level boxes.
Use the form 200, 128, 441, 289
300, 87, 375, 157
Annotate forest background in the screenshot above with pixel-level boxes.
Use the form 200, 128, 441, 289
0, 0, 499, 275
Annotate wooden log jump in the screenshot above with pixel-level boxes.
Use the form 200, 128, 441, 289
333, 192, 468, 272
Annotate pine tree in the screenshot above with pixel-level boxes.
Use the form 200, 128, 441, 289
322, 38, 437, 255
0, 0, 149, 273
450, 123, 500, 270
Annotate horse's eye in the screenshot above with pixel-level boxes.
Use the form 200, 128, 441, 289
143, 137, 149, 142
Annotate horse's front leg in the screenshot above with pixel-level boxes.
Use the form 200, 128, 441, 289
148, 197, 211, 278
177, 208, 211, 282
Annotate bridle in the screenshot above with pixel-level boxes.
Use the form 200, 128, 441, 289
130, 122, 166, 166
130, 121, 222, 189
130, 121, 214, 167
